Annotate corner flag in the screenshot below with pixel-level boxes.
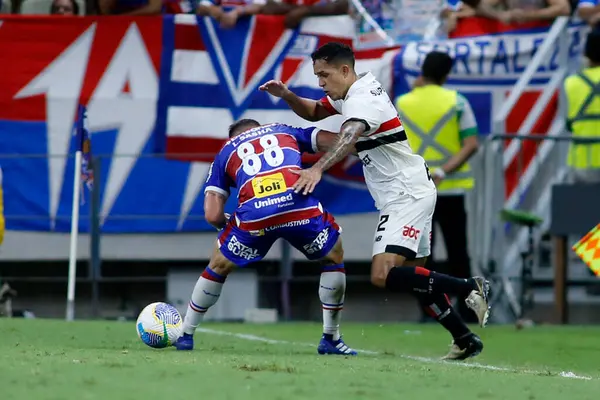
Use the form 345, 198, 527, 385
573, 223, 600, 276
77, 104, 93, 193
66, 104, 93, 321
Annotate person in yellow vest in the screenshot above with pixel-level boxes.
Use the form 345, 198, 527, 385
565, 28, 600, 183
396, 51, 480, 323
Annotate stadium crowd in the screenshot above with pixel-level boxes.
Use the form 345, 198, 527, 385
0, 0, 596, 31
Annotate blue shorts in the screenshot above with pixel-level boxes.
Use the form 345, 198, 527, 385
218, 211, 341, 267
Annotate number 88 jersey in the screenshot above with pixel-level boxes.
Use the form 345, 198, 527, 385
204, 123, 325, 231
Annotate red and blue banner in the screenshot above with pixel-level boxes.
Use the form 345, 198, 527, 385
0, 14, 395, 233
0, 14, 587, 233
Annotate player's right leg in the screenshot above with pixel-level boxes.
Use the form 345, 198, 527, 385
175, 242, 235, 350
176, 221, 275, 350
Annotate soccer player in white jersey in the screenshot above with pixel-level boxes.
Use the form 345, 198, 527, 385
260, 42, 490, 360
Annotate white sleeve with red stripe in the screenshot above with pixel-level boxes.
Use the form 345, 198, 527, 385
341, 96, 381, 135
319, 95, 343, 115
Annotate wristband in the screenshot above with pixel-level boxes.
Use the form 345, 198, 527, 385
433, 169, 446, 179
217, 213, 231, 231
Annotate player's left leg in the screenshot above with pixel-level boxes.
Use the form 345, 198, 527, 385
370, 194, 489, 360
372, 251, 485, 359
370, 194, 489, 323
283, 210, 356, 356
315, 236, 356, 355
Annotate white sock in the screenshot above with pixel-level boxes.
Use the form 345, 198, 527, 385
182, 267, 226, 335
319, 265, 346, 341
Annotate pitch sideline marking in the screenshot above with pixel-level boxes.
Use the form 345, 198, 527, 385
197, 328, 592, 381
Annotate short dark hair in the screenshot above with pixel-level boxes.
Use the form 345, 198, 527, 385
311, 42, 355, 68
585, 29, 600, 64
421, 51, 454, 85
228, 119, 261, 138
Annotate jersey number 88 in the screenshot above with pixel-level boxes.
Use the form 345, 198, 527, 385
236, 134, 285, 176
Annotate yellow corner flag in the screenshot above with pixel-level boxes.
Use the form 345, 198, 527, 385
573, 223, 600, 276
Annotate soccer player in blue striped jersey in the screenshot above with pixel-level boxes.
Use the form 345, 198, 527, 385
175, 118, 356, 356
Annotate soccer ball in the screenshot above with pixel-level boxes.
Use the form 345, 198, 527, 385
136, 302, 183, 348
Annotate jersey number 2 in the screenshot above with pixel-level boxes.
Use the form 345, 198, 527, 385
236, 134, 285, 175
377, 215, 389, 232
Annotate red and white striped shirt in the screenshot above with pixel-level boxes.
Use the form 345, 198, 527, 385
321, 72, 436, 209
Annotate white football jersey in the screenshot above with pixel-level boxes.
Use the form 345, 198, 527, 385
321, 72, 436, 210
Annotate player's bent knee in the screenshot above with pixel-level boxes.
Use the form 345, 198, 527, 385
209, 247, 236, 276
208, 260, 235, 277
370, 254, 396, 288
370, 273, 386, 288
400, 256, 428, 267
321, 237, 344, 265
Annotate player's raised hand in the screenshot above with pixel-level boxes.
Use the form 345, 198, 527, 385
290, 166, 322, 195
259, 80, 290, 98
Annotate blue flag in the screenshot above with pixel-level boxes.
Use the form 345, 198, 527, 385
76, 104, 93, 196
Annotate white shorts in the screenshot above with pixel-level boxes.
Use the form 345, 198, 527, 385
372, 193, 436, 259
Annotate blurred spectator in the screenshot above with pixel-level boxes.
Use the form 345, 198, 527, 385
577, 0, 600, 27
17, 0, 83, 14
197, 0, 347, 30
441, 0, 477, 33
0, 0, 10, 13
197, 0, 268, 29
163, 0, 195, 13
280, 0, 348, 28
463, 0, 571, 24
50, 0, 79, 14
98, 0, 163, 15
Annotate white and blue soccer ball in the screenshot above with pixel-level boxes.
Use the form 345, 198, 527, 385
136, 302, 183, 348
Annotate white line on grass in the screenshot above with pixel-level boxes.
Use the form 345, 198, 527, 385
197, 328, 592, 381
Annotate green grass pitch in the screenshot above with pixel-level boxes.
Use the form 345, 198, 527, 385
2, 319, 600, 399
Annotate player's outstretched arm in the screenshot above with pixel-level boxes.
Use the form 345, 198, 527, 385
259, 80, 331, 122
204, 191, 228, 230
291, 121, 365, 194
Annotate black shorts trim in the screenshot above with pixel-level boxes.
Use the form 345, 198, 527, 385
384, 245, 417, 260
355, 131, 408, 153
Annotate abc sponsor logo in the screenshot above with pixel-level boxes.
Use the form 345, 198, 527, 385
402, 225, 420, 241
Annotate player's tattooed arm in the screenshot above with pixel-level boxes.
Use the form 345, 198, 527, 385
315, 130, 358, 155
313, 120, 364, 172
291, 121, 363, 195
204, 191, 229, 230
